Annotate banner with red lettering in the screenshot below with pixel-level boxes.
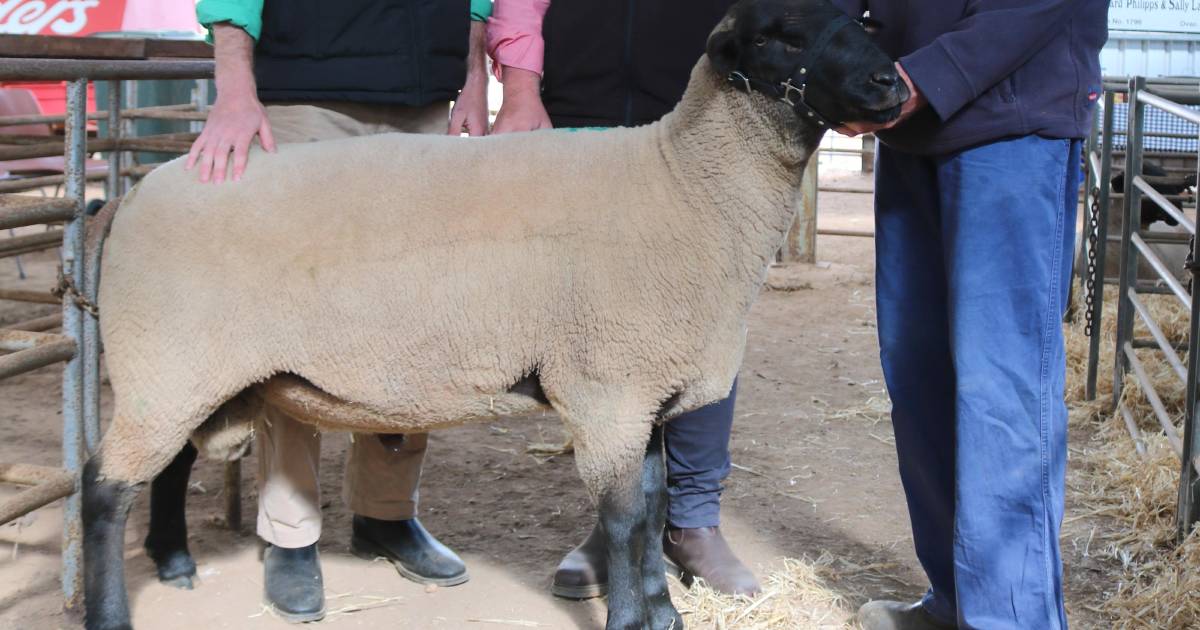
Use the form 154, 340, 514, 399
0, 0, 200, 36
0, 0, 127, 37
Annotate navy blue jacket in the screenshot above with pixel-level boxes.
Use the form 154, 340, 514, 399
833, 0, 1108, 155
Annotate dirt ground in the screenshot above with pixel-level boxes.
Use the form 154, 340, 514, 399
0, 171, 1114, 629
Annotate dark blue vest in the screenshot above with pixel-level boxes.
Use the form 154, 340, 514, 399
542, 0, 734, 128
254, 0, 470, 106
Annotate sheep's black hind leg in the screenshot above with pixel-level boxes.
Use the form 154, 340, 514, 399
641, 424, 683, 629
83, 455, 144, 630
143, 442, 199, 589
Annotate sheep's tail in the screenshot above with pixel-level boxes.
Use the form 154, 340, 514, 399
84, 194, 122, 254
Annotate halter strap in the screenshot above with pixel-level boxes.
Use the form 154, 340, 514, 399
726, 13, 858, 128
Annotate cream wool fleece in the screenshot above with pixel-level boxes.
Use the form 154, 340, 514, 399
95, 57, 818, 496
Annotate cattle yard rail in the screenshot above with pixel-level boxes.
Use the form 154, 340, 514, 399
1084, 76, 1200, 542
0, 54, 215, 613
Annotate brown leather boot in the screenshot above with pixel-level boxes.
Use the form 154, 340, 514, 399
662, 526, 761, 596
551, 523, 607, 599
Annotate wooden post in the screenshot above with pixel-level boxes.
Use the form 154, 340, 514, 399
861, 134, 875, 173
779, 158, 818, 263
224, 460, 242, 531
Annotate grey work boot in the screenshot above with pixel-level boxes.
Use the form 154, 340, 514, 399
858, 600, 957, 630
350, 515, 468, 586
262, 543, 325, 624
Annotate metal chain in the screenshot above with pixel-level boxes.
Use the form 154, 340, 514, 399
1084, 186, 1101, 337
52, 265, 99, 318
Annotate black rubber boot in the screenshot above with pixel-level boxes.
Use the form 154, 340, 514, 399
858, 601, 958, 630
350, 516, 468, 586
263, 543, 325, 623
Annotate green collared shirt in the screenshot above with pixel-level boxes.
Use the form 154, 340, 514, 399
196, 0, 492, 42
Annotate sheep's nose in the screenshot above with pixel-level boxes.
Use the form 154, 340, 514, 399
871, 71, 899, 87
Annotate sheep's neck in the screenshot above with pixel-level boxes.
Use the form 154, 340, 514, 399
655, 59, 824, 303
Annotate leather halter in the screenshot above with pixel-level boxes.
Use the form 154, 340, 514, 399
726, 14, 858, 129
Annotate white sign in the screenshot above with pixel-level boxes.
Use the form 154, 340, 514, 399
1109, 0, 1200, 34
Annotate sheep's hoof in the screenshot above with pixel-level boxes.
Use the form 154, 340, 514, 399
147, 549, 197, 590
648, 599, 683, 629
86, 623, 133, 630
160, 573, 195, 590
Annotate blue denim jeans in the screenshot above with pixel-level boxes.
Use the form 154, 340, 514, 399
874, 135, 1080, 629
665, 382, 736, 529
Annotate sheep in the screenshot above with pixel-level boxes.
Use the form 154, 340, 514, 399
1110, 160, 1196, 228
82, 1, 906, 628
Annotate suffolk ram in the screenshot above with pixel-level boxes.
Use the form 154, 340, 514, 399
83, 1, 907, 628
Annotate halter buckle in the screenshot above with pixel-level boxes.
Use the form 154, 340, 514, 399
779, 77, 806, 107
728, 71, 753, 94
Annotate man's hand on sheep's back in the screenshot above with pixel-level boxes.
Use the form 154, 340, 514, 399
185, 23, 277, 184
186, 91, 276, 184
448, 72, 490, 136
836, 62, 925, 138
449, 21, 492, 136
490, 66, 553, 134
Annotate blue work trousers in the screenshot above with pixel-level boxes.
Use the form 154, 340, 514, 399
874, 135, 1080, 629
665, 381, 737, 529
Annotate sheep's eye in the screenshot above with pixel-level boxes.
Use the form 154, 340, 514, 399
753, 35, 768, 47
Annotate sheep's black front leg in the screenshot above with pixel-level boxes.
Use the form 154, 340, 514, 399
599, 459, 651, 630
143, 442, 199, 589
83, 456, 144, 630
641, 424, 683, 629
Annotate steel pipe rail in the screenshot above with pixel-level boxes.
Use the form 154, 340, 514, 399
817, 228, 874, 238
1083, 90, 1116, 402
0, 133, 197, 161
0, 196, 74, 230
0, 58, 212, 81
1129, 289, 1189, 383
1, 170, 110, 194
4, 313, 63, 332
1123, 342, 1184, 457
0, 338, 75, 379
0, 164, 156, 194
0, 54, 215, 610
0, 329, 69, 352
1121, 406, 1149, 456
0, 111, 105, 127
122, 104, 207, 121
1130, 233, 1190, 308
1106, 76, 1200, 541
1131, 176, 1196, 233
819, 185, 874, 194
1107, 232, 1192, 245
817, 147, 871, 156
0, 288, 58, 304
0, 463, 76, 525
0, 230, 64, 259
1138, 90, 1200, 126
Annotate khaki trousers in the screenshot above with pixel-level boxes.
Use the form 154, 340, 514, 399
255, 101, 448, 548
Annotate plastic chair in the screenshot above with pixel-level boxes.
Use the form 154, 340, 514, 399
0, 87, 107, 178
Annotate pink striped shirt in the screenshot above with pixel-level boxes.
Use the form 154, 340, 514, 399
486, 0, 550, 80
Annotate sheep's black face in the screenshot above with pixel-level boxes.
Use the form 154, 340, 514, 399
707, 0, 908, 128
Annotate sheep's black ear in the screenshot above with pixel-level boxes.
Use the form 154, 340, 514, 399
706, 26, 741, 76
